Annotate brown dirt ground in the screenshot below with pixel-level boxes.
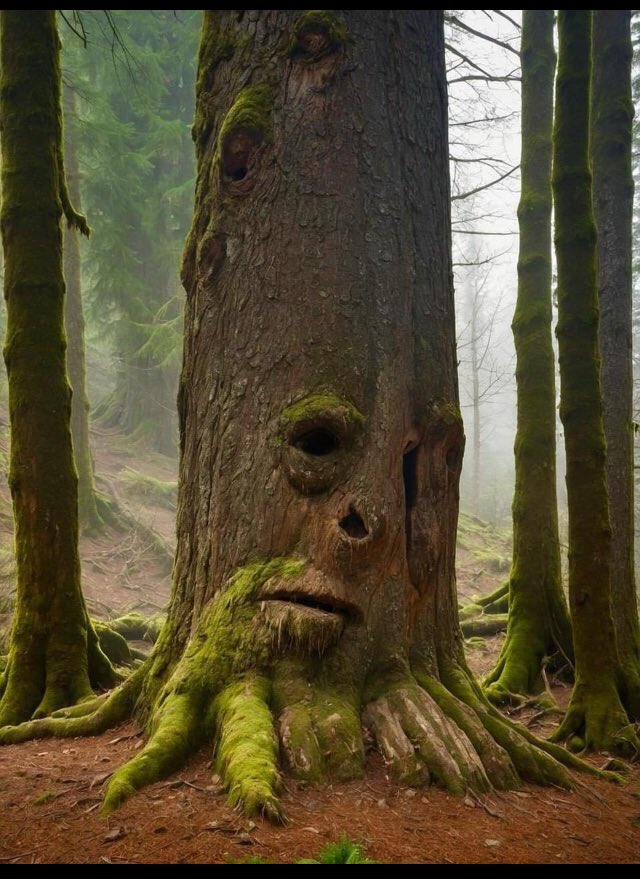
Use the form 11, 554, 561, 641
1, 722, 638, 864
1, 428, 639, 863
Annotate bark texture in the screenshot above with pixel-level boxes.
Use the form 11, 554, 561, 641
591, 10, 640, 718
485, 10, 573, 705
0, 10, 113, 726
0, 10, 596, 817
552, 9, 638, 753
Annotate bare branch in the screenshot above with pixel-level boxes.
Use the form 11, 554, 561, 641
449, 72, 521, 85
491, 10, 521, 31
445, 14, 520, 58
452, 165, 519, 202
450, 111, 518, 127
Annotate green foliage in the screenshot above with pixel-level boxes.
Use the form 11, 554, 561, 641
311, 836, 375, 865
236, 836, 375, 865
62, 12, 199, 448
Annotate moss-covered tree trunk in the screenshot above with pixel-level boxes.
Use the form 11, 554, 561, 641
485, 10, 573, 705
591, 10, 640, 719
62, 84, 103, 534
0, 10, 593, 817
552, 9, 638, 752
0, 11, 114, 726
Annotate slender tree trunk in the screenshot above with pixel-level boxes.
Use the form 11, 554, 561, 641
469, 285, 481, 517
0, 11, 114, 726
0, 10, 583, 817
591, 10, 640, 718
552, 9, 638, 753
63, 84, 102, 533
485, 10, 573, 705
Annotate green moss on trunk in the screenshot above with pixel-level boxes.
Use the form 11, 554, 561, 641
552, 10, 638, 753
0, 11, 114, 727
484, 10, 572, 706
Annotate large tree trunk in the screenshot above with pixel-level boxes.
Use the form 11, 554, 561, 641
1, 10, 586, 818
591, 10, 640, 718
485, 10, 573, 705
552, 10, 638, 753
63, 84, 103, 533
0, 11, 114, 726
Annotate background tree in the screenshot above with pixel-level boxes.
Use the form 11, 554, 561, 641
484, 10, 572, 705
0, 10, 114, 726
552, 9, 638, 753
0, 11, 588, 819
68, 11, 199, 454
63, 83, 103, 533
591, 10, 640, 718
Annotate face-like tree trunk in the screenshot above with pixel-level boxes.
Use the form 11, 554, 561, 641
1, 10, 584, 817
591, 10, 640, 719
552, 10, 639, 753
0, 11, 114, 726
485, 10, 572, 705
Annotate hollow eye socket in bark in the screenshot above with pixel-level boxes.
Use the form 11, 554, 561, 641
279, 397, 364, 495
293, 426, 340, 457
221, 127, 260, 184
289, 13, 346, 62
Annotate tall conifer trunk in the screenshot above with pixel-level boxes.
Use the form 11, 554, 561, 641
552, 9, 638, 753
485, 10, 573, 704
0, 11, 113, 726
591, 10, 640, 719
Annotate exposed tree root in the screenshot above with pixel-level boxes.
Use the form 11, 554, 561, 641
104, 612, 165, 644
483, 617, 571, 707
0, 561, 622, 821
461, 614, 508, 638
0, 666, 144, 745
364, 680, 490, 793
549, 681, 640, 757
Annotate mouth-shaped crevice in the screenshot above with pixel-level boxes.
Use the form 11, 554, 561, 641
339, 507, 368, 540
262, 590, 362, 623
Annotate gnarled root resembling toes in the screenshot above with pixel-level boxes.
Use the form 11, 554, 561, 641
363, 678, 492, 793
213, 676, 282, 822
272, 659, 364, 785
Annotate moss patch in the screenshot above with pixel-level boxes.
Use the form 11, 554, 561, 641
280, 392, 365, 432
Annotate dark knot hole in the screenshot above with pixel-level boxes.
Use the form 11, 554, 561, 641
294, 427, 339, 456
339, 507, 369, 540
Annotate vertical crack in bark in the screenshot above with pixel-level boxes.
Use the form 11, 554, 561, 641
403, 446, 418, 562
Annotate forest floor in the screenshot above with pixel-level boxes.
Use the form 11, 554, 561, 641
0, 428, 639, 863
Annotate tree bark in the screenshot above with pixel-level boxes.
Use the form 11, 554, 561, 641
485, 10, 573, 705
0, 10, 114, 726
0, 10, 587, 818
62, 84, 103, 533
591, 10, 640, 718
552, 9, 638, 753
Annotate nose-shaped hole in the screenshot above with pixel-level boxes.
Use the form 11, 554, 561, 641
295, 427, 339, 456
339, 507, 368, 540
